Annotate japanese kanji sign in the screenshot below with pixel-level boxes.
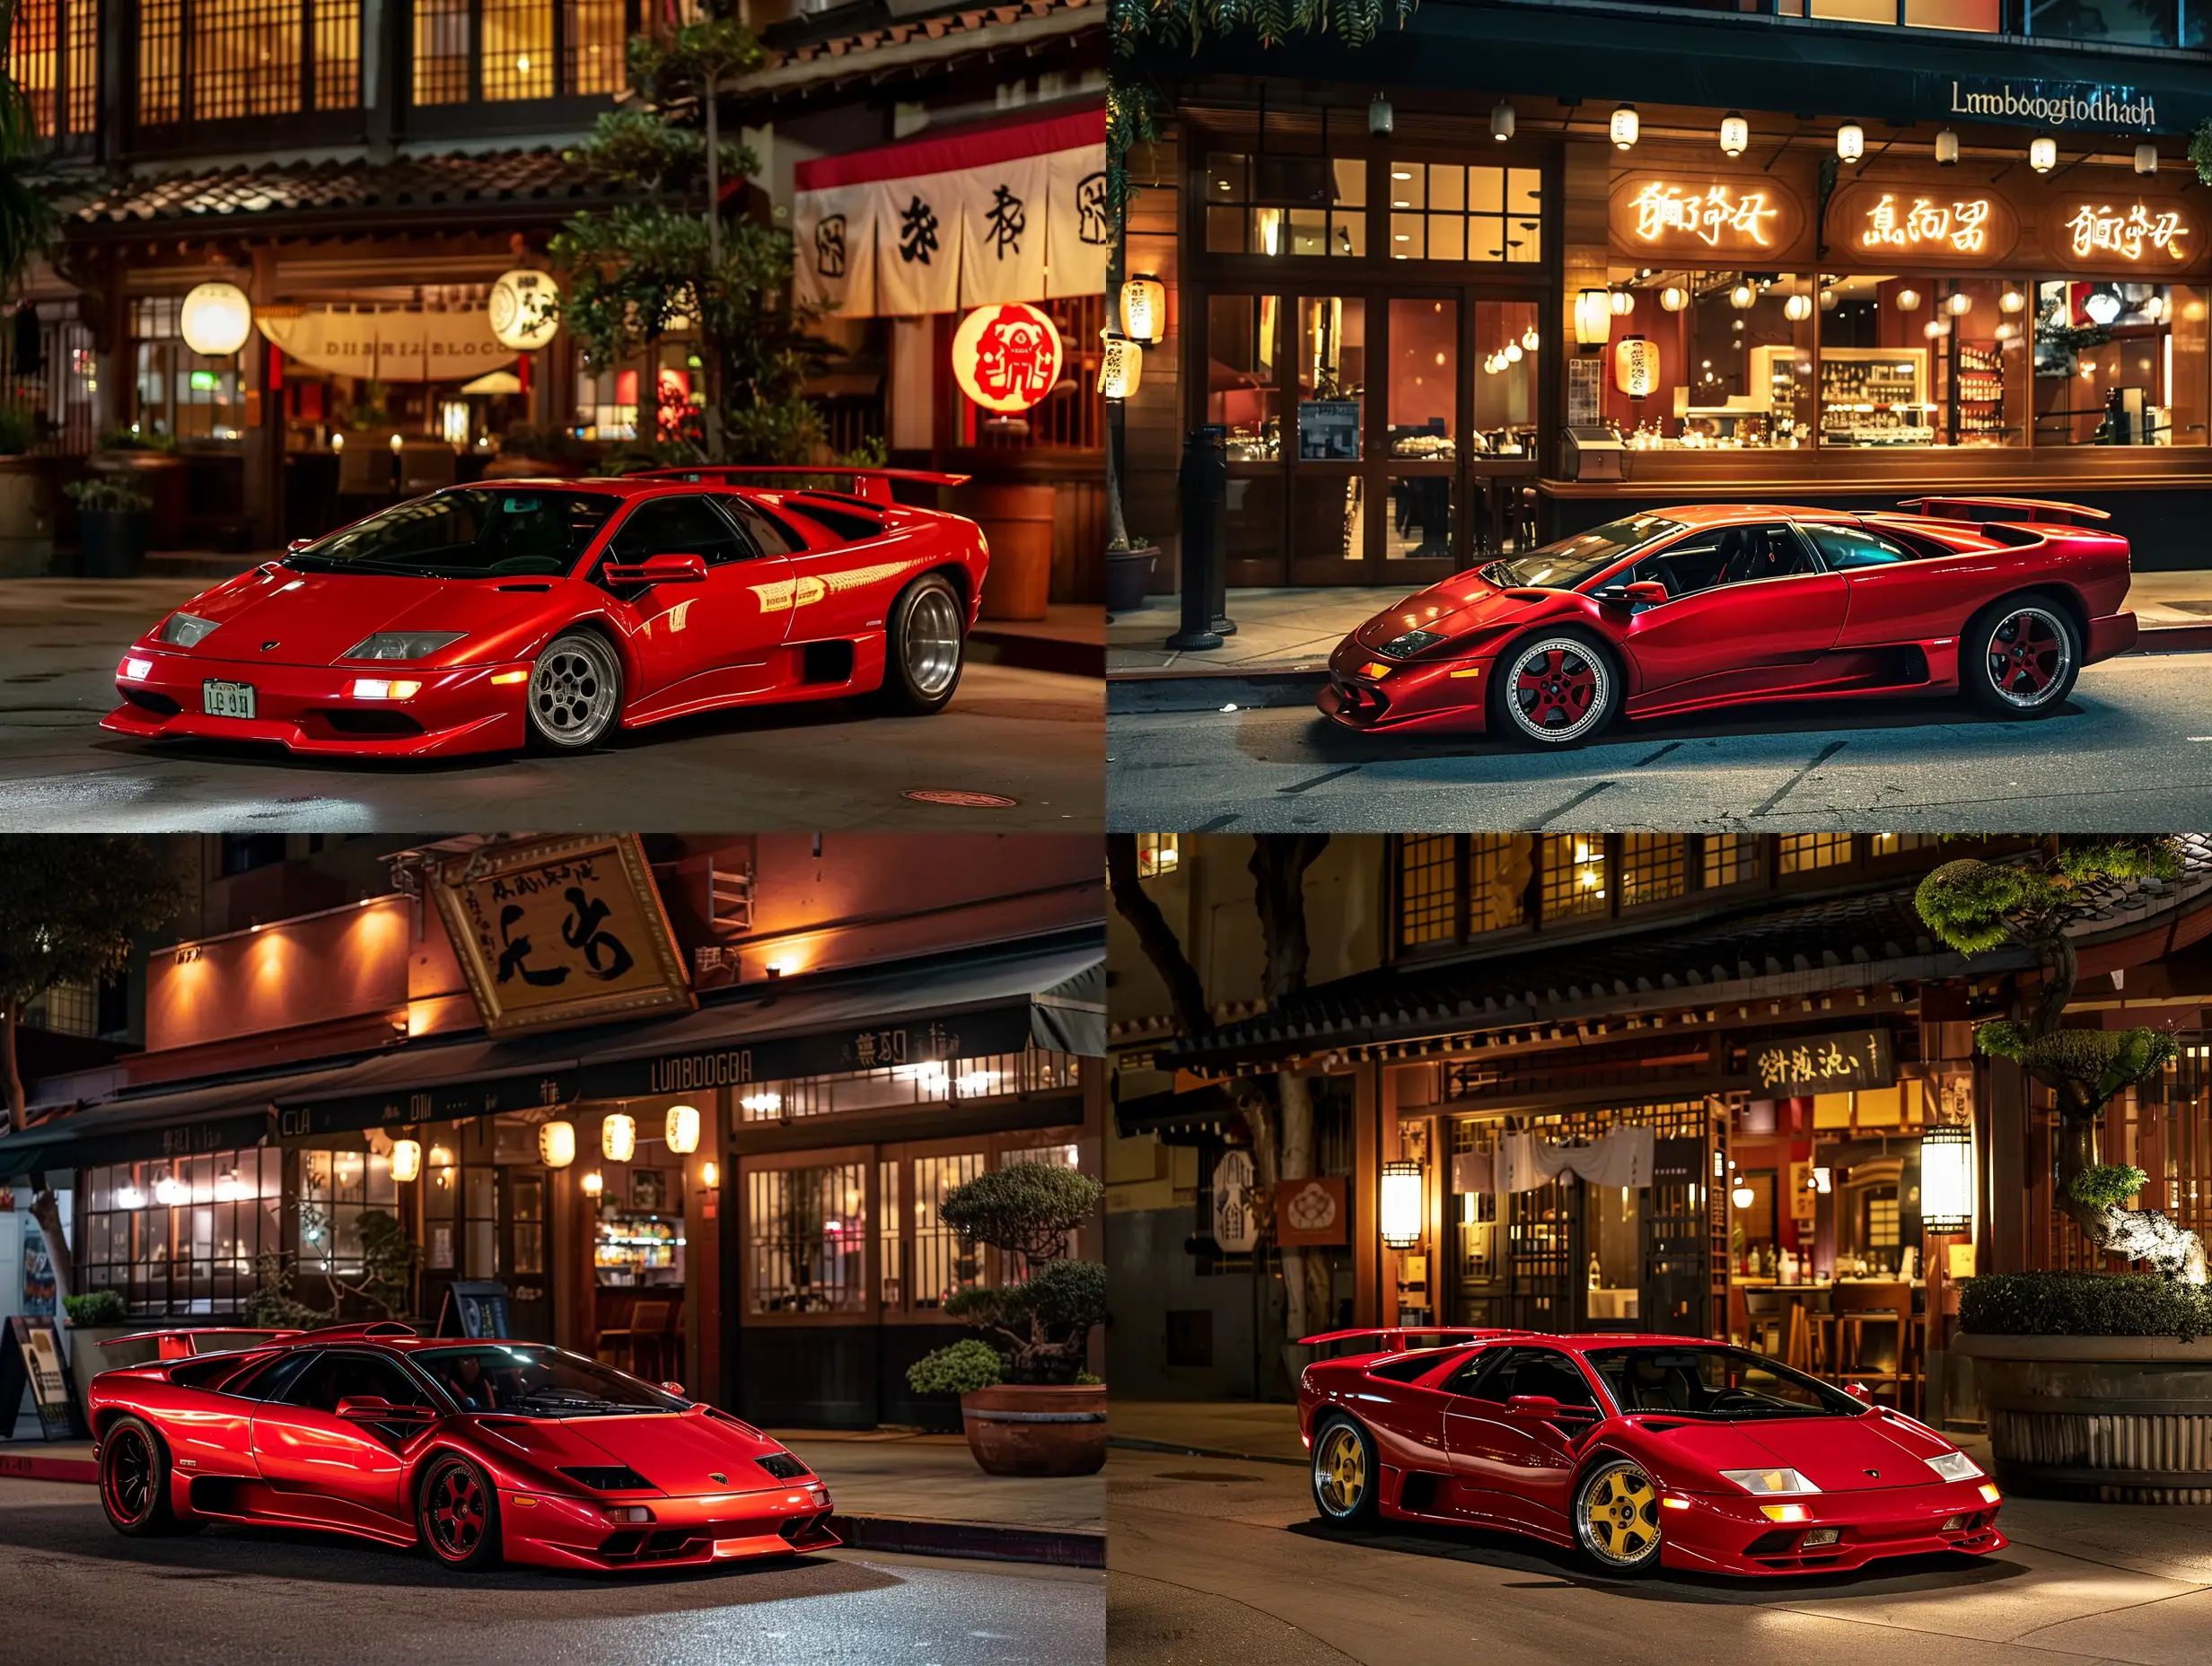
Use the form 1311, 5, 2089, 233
1826, 180, 2022, 265
434, 834, 696, 1036
1607, 168, 1812, 262
958, 156, 1047, 308
2049, 194, 2202, 269
1747, 1029, 1896, 1096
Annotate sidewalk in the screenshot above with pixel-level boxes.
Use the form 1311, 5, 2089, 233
1110, 572, 2212, 683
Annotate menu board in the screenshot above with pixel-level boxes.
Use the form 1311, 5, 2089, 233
1297, 400, 1360, 460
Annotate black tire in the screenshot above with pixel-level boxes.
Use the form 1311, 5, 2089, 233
1962, 592, 2080, 718
1310, 1415, 1381, 1528
524, 628, 624, 752
1488, 628, 1622, 748
1572, 1455, 1663, 1575
101, 1415, 192, 1537
878, 573, 966, 715
417, 1453, 502, 1571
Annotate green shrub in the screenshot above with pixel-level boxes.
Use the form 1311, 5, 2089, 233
0, 402, 39, 455
63, 1289, 127, 1326
66, 475, 152, 513
2071, 1164, 2150, 1212
907, 1337, 1005, 1397
95, 425, 175, 453
1959, 1271, 2212, 1343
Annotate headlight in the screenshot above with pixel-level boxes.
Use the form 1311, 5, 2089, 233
158, 611, 219, 647
1719, 1468, 1822, 1496
1376, 627, 1447, 660
342, 630, 466, 662
1926, 1451, 1983, 1483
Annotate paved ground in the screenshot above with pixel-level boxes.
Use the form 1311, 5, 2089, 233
0, 1475, 1102, 1665
1107, 647, 2212, 833
1107, 1443, 2212, 1666
775, 1430, 1104, 1533
0, 580, 1102, 831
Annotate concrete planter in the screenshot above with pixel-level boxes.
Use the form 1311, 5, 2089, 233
959, 1383, 1107, 1477
1954, 1331, 2212, 1504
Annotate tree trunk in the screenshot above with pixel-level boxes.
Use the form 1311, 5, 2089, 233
1103, 232, 1129, 550
703, 84, 727, 464
1105, 834, 1211, 1038
29, 1186, 74, 1306
1, 998, 22, 1135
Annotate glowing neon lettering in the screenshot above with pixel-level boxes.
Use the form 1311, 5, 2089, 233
2066, 202, 2190, 262
1628, 182, 1776, 249
1857, 194, 1992, 255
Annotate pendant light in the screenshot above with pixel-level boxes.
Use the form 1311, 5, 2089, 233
602, 1111, 636, 1163
1491, 101, 1515, 143
2137, 143, 2159, 176
1784, 294, 1813, 322
1660, 285, 1689, 312
1719, 111, 1748, 158
1895, 286, 1922, 312
1609, 290, 1635, 318
1935, 127, 1959, 167
2030, 136, 2058, 173
1836, 122, 1864, 162
664, 1102, 701, 1154
1729, 282, 1755, 310
1610, 103, 1638, 151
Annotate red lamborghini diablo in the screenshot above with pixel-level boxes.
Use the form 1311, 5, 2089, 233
1320, 496, 2137, 745
1298, 1329, 2005, 1577
103, 468, 988, 758
89, 1322, 838, 1572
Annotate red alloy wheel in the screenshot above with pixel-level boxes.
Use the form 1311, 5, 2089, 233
426, 1461, 487, 1560
101, 1424, 155, 1525
1514, 647, 1598, 732
1986, 608, 2067, 706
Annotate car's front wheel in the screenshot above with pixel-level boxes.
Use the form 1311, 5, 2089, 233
418, 1454, 502, 1571
1310, 1415, 1380, 1528
1573, 1456, 1663, 1575
1962, 594, 2080, 717
524, 629, 624, 751
101, 1416, 194, 1537
879, 574, 966, 715
1490, 630, 1621, 747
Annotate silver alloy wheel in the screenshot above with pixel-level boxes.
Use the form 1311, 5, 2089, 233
904, 585, 963, 697
1504, 635, 1611, 743
530, 634, 620, 748
1983, 605, 2074, 710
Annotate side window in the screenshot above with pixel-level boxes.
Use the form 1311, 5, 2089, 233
608, 495, 746, 566
722, 496, 804, 557
1631, 534, 1725, 600
1456, 1346, 1535, 1403
1804, 524, 1914, 571
1715, 523, 1813, 586
329, 1352, 427, 1408
1440, 1346, 1502, 1398
1512, 1349, 1598, 1408
253, 1350, 326, 1407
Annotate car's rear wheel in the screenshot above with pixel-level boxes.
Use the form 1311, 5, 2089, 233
1490, 630, 1620, 747
878, 574, 965, 715
1962, 594, 2079, 718
525, 629, 623, 751
1310, 1416, 1380, 1528
418, 1454, 502, 1571
101, 1416, 193, 1536
1573, 1456, 1663, 1575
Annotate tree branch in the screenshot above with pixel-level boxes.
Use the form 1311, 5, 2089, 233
1106, 834, 1212, 1037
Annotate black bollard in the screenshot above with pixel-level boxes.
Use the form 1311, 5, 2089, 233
1166, 425, 1226, 651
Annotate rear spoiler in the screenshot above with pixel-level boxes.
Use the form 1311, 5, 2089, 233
101, 1328, 302, 1361
1297, 1326, 1515, 1355
1895, 495, 2111, 527
628, 467, 970, 506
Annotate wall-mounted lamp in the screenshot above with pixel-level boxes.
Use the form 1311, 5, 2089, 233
1921, 1122, 1975, 1232
1380, 1161, 1424, 1249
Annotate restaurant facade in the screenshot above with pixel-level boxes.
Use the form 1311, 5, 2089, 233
0, 833, 1105, 1430
1117, 0, 2212, 592
1108, 833, 2212, 1425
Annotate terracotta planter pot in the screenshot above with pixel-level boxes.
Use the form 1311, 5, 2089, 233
959, 1382, 1107, 1477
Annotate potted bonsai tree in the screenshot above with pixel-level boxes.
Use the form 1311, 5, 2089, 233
65, 473, 152, 576
906, 1162, 1108, 1476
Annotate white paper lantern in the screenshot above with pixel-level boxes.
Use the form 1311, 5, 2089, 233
1719, 111, 1748, 158
1730, 283, 1756, 310
1837, 122, 1864, 162
180, 283, 252, 356
2030, 136, 2058, 174
488, 268, 562, 351
1609, 103, 1638, 151
664, 1102, 701, 1154
1895, 287, 1922, 312
1609, 291, 1635, 318
540, 1118, 575, 1169
1575, 288, 1612, 346
1921, 1122, 1975, 1232
1613, 337, 1661, 399
1784, 294, 1813, 322
1119, 273, 1166, 346
1660, 285, 1690, 312
2137, 142, 2159, 177
601, 1112, 636, 1163
1099, 330, 1143, 401
1935, 127, 1960, 167
1380, 1160, 1424, 1249
391, 1139, 422, 1184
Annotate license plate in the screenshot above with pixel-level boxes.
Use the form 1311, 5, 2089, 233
202, 680, 257, 720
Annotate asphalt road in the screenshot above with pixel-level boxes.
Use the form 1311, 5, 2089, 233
1106, 650, 2212, 832
1107, 1449, 2212, 1666
0, 1477, 1102, 1665
0, 581, 1102, 832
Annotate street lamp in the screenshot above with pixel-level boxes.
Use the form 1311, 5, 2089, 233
1921, 1122, 1975, 1232
1381, 1161, 1424, 1249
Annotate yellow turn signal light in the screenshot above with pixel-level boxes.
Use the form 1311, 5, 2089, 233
1660, 1496, 1690, 1512
1979, 1483, 2001, 1504
489, 669, 531, 686
1760, 1503, 1812, 1523
1359, 662, 1392, 680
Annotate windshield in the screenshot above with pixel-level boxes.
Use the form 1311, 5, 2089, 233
416, 1344, 683, 1416
1585, 1346, 1865, 1420
286, 488, 619, 579
1480, 515, 1684, 591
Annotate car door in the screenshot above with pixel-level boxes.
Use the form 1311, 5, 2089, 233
596, 494, 793, 709
768, 494, 928, 657
1804, 522, 1966, 650
1442, 1346, 1600, 1535
249, 1349, 426, 1533
1614, 522, 1848, 705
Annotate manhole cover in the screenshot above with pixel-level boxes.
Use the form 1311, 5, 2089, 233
901, 789, 1018, 808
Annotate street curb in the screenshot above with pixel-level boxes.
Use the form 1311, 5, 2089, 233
1107, 1435, 1304, 1469
967, 627, 1104, 679
0, 1451, 96, 1484
830, 1511, 1104, 1568
1107, 672, 1326, 715
2135, 624, 2212, 653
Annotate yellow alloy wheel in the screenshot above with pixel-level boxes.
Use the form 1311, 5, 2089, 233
1315, 1424, 1366, 1516
1580, 1462, 1660, 1567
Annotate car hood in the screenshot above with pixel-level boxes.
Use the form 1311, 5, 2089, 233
1727, 1414, 1940, 1493
1353, 573, 1565, 653
553, 1410, 804, 1498
152, 565, 563, 667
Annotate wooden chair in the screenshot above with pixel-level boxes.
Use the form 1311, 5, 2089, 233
1830, 1282, 1913, 1408
601, 1298, 669, 1377
1742, 1287, 1786, 1356
592, 1293, 634, 1368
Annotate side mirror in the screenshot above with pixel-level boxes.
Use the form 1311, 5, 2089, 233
661, 1381, 686, 1398
1506, 1393, 1562, 1419
604, 552, 708, 587
1625, 581, 1670, 607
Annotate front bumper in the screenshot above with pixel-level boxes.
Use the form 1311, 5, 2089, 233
1660, 1477, 2005, 1576
1318, 635, 1496, 735
102, 648, 531, 758
498, 1481, 839, 1573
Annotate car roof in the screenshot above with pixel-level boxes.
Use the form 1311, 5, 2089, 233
1652, 504, 1864, 530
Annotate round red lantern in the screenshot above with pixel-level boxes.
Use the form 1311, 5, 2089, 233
952, 302, 1064, 415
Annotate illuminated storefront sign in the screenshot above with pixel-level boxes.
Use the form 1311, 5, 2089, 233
1829, 180, 2020, 265
952, 301, 1063, 414
1608, 170, 1812, 261
1629, 181, 1776, 248
1858, 193, 1994, 256
1946, 77, 2157, 133
2064, 200, 2190, 263
1749, 1029, 1896, 1095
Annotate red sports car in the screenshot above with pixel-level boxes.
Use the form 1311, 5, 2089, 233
103, 468, 987, 758
89, 1321, 838, 1572
1299, 1330, 2005, 1577
1320, 496, 2137, 745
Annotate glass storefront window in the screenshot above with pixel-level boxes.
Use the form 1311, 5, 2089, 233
1600, 273, 1813, 450
1388, 162, 1541, 263
1295, 295, 1365, 459
1542, 834, 1608, 920
732, 1047, 1080, 1122
1204, 153, 1364, 257
79, 1148, 283, 1318
912, 1152, 986, 1309
2032, 280, 2208, 446
1386, 477, 1452, 559
301, 1145, 396, 1279
1818, 273, 2027, 447
746, 1162, 866, 1313
1472, 301, 1539, 456
1387, 297, 1456, 459
1207, 294, 1279, 460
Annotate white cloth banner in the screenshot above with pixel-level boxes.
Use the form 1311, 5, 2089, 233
872, 170, 966, 318
1045, 143, 1110, 301
1493, 1126, 1657, 1195
792, 181, 877, 320
959, 153, 1048, 310
258, 310, 518, 383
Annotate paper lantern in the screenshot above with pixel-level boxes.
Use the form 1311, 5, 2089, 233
1837, 122, 1864, 162
1947, 291, 1973, 316
601, 1111, 636, 1163
582, 1171, 604, 1197
1609, 103, 1638, 151
1574, 288, 1612, 346
951, 302, 1062, 415
664, 1102, 701, 1154
1380, 1160, 1423, 1249
1730, 283, 1756, 310
1730, 1182, 1756, 1210
2137, 142, 2159, 177
1719, 111, 1748, 157
2000, 287, 2026, 313
1660, 285, 1689, 312
391, 1139, 422, 1184
1609, 291, 1635, 318
488, 268, 561, 351
1924, 319, 1948, 339
1921, 1122, 1975, 1232
1522, 326, 1541, 349
1895, 287, 1922, 312
539, 1118, 575, 1169
1935, 127, 1960, 167
1099, 330, 1143, 401
1613, 337, 1661, 399
1491, 101, 1515, 143
1119, 273, 1166, 345
180, 283, 251, 356
1784, 294, 1813, 322
2030, 136, 2057, 173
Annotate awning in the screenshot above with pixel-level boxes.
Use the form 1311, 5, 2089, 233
0, 1060, 363, 1182
791, 101, 1106, 319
